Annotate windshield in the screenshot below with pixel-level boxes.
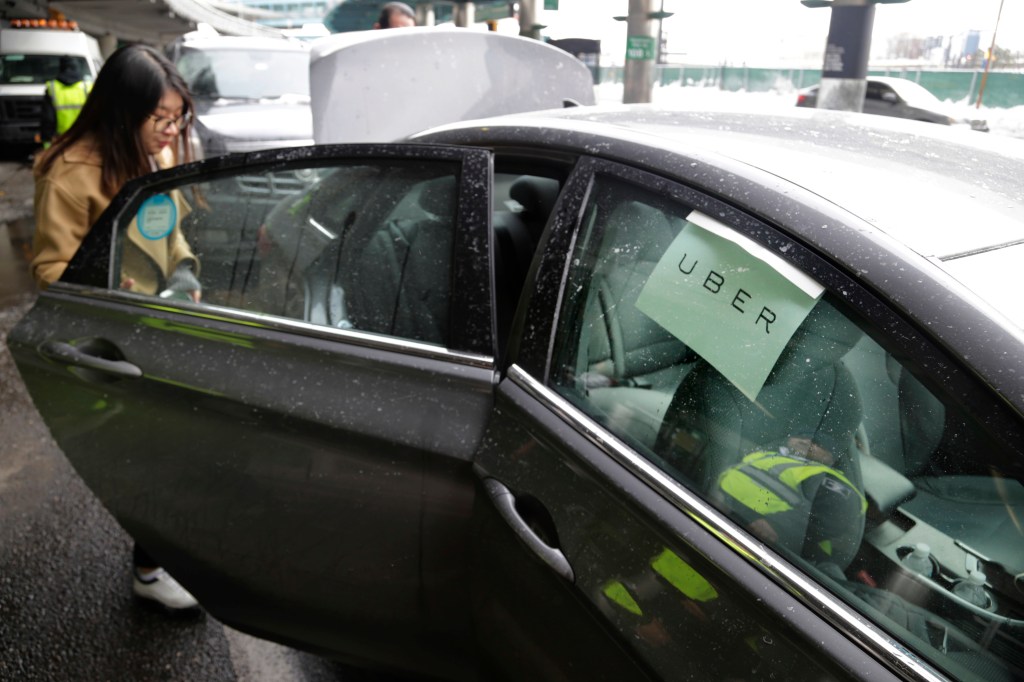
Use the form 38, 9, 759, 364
0, 54, 89, 85
177, 48, 309, 100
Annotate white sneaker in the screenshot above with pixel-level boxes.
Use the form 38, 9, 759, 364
133, 568, 200, 610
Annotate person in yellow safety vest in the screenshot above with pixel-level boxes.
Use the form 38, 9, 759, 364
40, 55, 93, 148
717, 436, 867, 569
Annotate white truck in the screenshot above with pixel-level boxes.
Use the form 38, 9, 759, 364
0, 21, 102, 148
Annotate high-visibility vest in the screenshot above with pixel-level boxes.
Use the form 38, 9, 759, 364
46, 79, 91, 135
718, 449, 866, 562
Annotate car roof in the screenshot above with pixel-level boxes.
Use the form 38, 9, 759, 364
426, 105, 1023, 257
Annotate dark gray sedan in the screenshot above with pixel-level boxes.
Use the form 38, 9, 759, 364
9, 106, 1024, 682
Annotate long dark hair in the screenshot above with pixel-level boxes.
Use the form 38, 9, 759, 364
38, 44, 194, 198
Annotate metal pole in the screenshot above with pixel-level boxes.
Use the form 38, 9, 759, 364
454, 2, 475, 27
655, 0, 665, 64
519, 0, 541, 39
975, 0, 1005, 109
623, 0, 655, 103
416, 3, 435, 26
816, 0, 875, 113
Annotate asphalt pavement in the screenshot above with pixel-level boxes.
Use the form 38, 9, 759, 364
0, 150, 400, 682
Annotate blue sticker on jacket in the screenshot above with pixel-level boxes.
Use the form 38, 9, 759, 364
137, 194, 176, 240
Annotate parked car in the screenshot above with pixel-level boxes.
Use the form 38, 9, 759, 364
11, 102, 1024, 682
796, 75, 989, 131
164, 30, 314, 157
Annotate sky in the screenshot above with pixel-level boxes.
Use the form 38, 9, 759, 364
535, 0, 1024, 65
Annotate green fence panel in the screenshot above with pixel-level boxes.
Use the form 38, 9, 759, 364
601, 65, 1024, 109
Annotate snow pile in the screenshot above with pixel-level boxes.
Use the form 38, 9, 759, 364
595, 82, 1024, 139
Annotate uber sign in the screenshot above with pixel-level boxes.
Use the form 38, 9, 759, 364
636, 212, 824, 401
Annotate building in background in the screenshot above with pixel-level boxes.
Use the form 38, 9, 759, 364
227, 0, 337, 29
948, 30, 983, 67
883, 29, 991, 68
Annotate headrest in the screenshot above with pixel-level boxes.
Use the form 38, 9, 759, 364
510, 176, 559, 220
603, 201, 677, 263
417, 175, 456, 218
771, 300, 863, 378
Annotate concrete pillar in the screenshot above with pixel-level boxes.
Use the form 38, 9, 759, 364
417, 3, 435, 26
518, 0, 541, 39
453, 2, 475, 27
98, 32, 118, 60
816, 0, 875, 112
623, 0, 656, 104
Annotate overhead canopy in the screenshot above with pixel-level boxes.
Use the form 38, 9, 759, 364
4, 0, 283, 45
324, 0, 514, 33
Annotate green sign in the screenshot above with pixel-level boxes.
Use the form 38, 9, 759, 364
544, 0, 559, 9
476, 4, 515, 21
626, 35, 656, 61
635, 212, 824, 401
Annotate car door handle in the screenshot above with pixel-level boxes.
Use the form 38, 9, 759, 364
483, 478, 574, 583
40, 340, 143, 379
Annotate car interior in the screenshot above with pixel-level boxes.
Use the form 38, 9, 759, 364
492, 173, 561, 348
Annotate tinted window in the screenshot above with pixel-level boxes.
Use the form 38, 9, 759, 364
550, 175, 1024, 681
115, 159, 461, 347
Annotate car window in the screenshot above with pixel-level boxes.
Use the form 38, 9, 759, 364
176, 48, 309, 100
115, 158, 461, 347
0, 53, 90, 84
549, 174, 1024, 682
865, 81, 886, 101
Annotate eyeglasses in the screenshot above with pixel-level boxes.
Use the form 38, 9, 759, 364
148, 111, 193, 132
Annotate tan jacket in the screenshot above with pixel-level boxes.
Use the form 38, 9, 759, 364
32, 140, 197, 294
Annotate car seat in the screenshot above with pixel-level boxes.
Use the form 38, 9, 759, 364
581, 201, 695, 447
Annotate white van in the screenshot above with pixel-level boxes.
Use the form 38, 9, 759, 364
0, 21, 103, 147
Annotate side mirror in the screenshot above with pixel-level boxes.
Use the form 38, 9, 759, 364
881, 91, 899, 104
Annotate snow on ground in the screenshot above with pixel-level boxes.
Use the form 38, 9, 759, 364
595, 82, 1024, 140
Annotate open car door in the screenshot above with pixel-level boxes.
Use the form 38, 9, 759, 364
10, 144, 494, 679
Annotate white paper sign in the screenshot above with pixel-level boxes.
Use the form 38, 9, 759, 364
635, 212, 824, 401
